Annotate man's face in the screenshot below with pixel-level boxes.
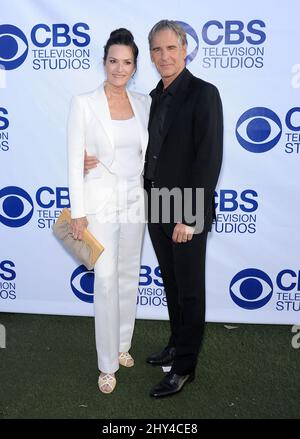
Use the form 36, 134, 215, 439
150, 29, 187, 84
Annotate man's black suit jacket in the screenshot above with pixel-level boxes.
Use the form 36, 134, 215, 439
147, 69, 223, 237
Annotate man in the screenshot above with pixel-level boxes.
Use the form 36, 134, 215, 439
84, 20, 223, 398
143, 20, 223, 398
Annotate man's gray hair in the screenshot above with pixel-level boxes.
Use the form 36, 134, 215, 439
148, 20, 187, 48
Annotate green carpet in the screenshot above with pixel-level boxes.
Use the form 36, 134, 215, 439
0, 313, 299, 419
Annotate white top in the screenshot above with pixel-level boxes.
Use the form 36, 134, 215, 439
110, 117, 142, 179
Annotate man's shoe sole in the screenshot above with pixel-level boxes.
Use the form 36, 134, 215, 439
150, 373, 195, 398
146, 359, 174, 366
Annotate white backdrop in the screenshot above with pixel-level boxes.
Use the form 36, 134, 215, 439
1, 0, 300, 324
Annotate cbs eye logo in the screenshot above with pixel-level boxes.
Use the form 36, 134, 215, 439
230, 268, 273, 309
0, 24, 28, 70
175, 21, 199, 65
0, 186, 34, 227
70, 265, 94, 303
236, 107, 282, 153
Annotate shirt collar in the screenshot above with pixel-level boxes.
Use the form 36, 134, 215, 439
154, 67, 188, 97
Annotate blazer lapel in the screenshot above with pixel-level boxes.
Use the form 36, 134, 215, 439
127, 90, 148, 157
148, 89, 157, 129
88, 84, 115, 149
87, 84, 148, 158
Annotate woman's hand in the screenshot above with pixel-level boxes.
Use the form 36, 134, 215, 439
84, 150, 100, 174
71, 217, 88, 240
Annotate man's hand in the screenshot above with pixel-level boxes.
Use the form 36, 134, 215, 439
172, 223, 194, 243
71, 217, 88, 240
84, 151, 99, 174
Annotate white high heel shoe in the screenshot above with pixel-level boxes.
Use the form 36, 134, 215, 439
119, 352, 134, 367
98, 373, 116, 394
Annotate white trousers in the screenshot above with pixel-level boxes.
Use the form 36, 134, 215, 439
87, 177, 145, 373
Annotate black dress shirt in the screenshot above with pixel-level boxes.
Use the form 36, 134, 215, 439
144, 68, 188, 181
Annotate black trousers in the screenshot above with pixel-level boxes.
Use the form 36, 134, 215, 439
145, 182, 208, 375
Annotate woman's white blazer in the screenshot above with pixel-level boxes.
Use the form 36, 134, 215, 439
68, 83, 151, 219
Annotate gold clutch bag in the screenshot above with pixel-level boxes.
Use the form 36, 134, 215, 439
52, 208, 104, 270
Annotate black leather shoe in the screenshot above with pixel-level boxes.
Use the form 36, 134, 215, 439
150, 371, 195, 398
146, 347, 176, 366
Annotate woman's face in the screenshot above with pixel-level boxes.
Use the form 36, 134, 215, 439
104, 44, 136, 88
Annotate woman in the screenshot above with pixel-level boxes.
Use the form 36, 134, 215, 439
68, 29, 150, 394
